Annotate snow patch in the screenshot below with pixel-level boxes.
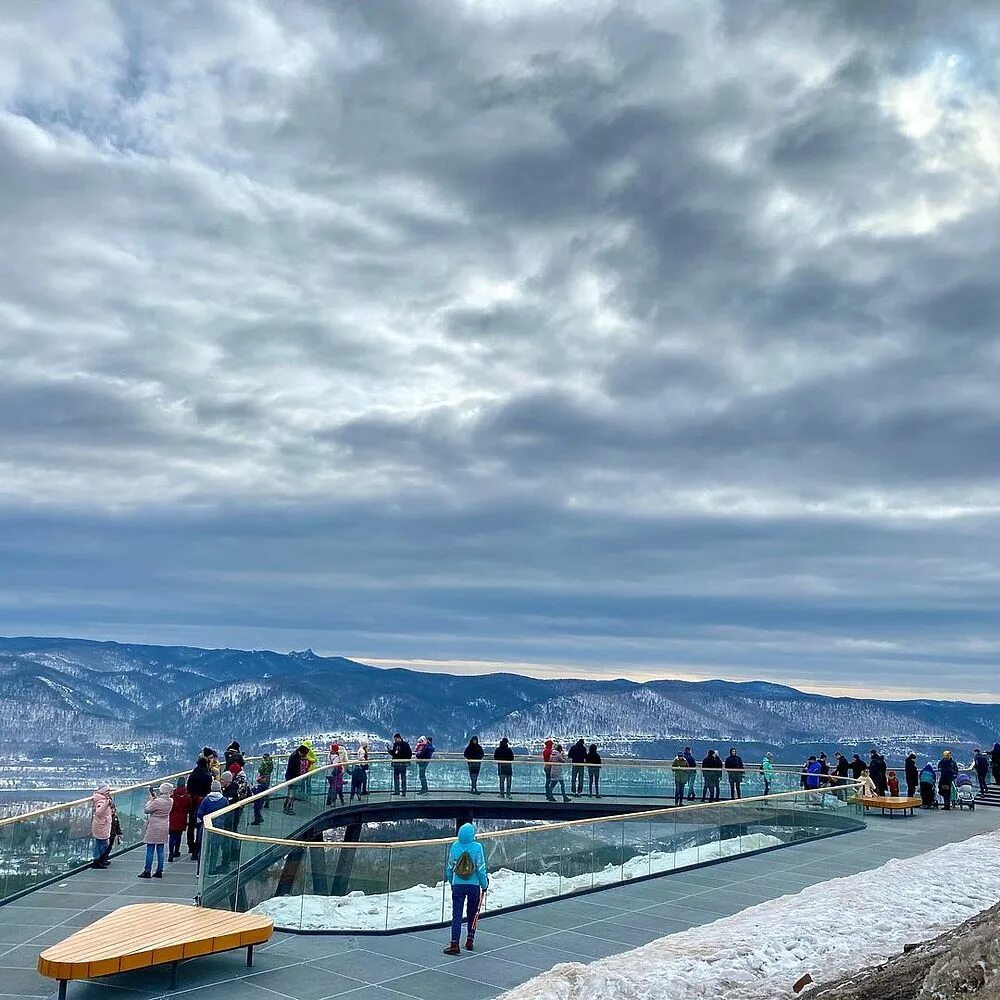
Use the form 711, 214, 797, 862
501, 830, 1000, 1000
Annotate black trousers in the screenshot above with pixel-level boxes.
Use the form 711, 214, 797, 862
571, 765, 585, 794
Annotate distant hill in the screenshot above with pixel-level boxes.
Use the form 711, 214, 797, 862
1, 636, 998, 764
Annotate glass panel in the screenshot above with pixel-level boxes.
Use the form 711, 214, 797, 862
386, 838, 447, 930
589, 818, 624, 892
622, 816, 651, 882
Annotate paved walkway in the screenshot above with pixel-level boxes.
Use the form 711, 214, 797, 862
3, 806, 998, 1000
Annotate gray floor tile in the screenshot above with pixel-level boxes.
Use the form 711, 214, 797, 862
149, 982, 284, 1000
443, 953, 545, 990
263, 935, 362, 961
310, 951, 424, 985
329, 988, 423, 1000
592, 922, 667, 947
487, 940, 586, 971
0, 966, 51, 998
381, 968, 501, 1000
474, 917, 551, 942
540, 929, 630, 960
348, 935, 453, 968
247, 963, 366, 1000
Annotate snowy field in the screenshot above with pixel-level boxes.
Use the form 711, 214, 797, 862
252, 832, 783, 930
501, 829, 1000, 1000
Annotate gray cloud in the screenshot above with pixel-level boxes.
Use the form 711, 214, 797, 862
1, 0, 999, 698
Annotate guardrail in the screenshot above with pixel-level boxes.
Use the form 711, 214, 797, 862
200, 759, 864, 932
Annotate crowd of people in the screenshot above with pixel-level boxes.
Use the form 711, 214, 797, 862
89, 738, 1000, 879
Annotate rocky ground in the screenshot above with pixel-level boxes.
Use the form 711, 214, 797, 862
809, 899, 1000, 999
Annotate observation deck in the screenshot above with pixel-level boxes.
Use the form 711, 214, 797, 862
2, 756, 997, 999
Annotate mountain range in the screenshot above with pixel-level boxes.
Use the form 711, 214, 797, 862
1, 637, 998, 767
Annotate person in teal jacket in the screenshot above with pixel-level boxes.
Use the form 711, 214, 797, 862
443, 822, 489, 955
761, 753, 776, 796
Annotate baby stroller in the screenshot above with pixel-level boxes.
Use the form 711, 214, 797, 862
954, 774, 976, 811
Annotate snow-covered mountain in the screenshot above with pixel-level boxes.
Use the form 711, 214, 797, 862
1, 636, 998, 761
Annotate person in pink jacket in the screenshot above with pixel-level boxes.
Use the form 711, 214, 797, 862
138, 782, 173, 879
91, 785, 113, 869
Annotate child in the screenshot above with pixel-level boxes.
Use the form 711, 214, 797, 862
887, 770, 900, 797
91, 784, 113, 869
139, 782, 173, 879
327, 743, 347, 806
168, 779, 191, 862
857, 768, 877, 798
919, 762, 937, 808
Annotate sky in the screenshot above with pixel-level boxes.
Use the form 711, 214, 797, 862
1, 1, 999, 702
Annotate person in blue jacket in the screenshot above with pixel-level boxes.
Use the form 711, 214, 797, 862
443, 822, 489, 955
937, 750, 958, 811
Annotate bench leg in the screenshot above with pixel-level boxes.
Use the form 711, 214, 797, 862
247, 944, 255, 968
169, 961, 179, 991
58, 982, 67, 1000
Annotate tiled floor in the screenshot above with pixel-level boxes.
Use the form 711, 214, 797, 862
3, 806, 998, 999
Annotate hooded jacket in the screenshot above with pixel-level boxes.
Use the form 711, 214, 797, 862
493, 739, 514, 774
186, 760, 213, 799
920, 763, 936, 785
586, 746, 602, 766
169, 786, 192, 833
91, 788, 113, 840
549, 748, 566, 779
414, 737, 434, 760
671, 755, 689, 781
143, 790, 172, 845
542, 740, 554, 763
849, 756, 866, 779
701, 752, 722, 776
805, 760, 822, 790
196, 789, 228, 824
724, 753, 745, 778
905, 756, 919, 785
224, 742, 245, 768
464, 740, 484, 762
567, 740, 588, 764
446, 822, 489, 889
761, 757, 776, 783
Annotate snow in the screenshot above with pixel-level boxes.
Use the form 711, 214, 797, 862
501, 830, 1000, 1000
251, 832, 784, 931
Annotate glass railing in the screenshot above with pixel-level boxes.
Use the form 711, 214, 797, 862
0, 771, 190, 903
200, 761, 863, 932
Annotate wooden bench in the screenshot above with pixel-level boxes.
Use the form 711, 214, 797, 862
858, 795, 921, 817
37, 903, 273, 998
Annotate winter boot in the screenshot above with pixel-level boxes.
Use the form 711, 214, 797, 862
465, 938, 475, 951
442, 942, 461, 956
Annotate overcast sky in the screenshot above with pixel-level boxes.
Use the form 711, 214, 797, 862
2, 1, 999, 701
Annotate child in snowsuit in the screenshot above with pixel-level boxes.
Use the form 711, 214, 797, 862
887, 770, 900, 797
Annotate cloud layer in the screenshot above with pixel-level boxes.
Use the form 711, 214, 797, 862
2, 0, 999, 698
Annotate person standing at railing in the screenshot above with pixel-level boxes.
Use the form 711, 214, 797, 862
761, 753, 776, 796
701, 749, 722, 802
415, 735, 435, 794
327, 743, 348, 805
387, 733, 412, 796
938, 750, 958, 811
249, 753, 274, 825
671, 752, 688, 806
542, 739, 554, 794
493, 737, 514, 798
546, 743, 572, 802
90, 784, 113, 870
568, 738, 588, 796
724, 748, 745, 800
194, 779, 228, 870
683, 746, 698, 800
905, 753, 919, 798
138, 782, 173, 880
586, 743, 602, 797
185, 754, 213, 858
869, 750, 888, 796
464, 736, 484, 794
168, 779, 191, 862
283, 744, 310, 815
849, 754, 866, 781
357, 740, 370, 796
224, 741, 245, 769
442, 822, 489, 956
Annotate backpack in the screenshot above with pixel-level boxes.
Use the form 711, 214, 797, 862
455, 850, 476, 879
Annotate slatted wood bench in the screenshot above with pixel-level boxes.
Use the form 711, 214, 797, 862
37, 902, 273, 998
858, 795, 921, 817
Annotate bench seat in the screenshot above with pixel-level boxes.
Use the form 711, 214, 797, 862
858, 795, 921, 816
38, 902, 273, 998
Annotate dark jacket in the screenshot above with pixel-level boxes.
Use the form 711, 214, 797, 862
702, 753, 722, 775
834, 757, 850, 778
905, 757, 919, 785
683, 750, 697, 767
991, 744, 1000, 771
464, 741, 484, 761
869, 754, 887, 782
724, 754, 744, 778
169, 787, 192, 833
388, 740, 413, 761
849, 757, 866, 779
974, 752, 989, 777
414, 740, 435, 760
224, 742, 245, 768
938, 757, 958, 783
567, 741, 588, 764
285, 751, 307, 782
493, 740, 514, 774
586, 748, 602, 766
186, 762, 212, 798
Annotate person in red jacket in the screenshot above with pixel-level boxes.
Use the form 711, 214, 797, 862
168, 779, 192, 863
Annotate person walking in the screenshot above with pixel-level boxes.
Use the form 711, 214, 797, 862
586, 743, 602, 797
464, 736, 484, 794
185, 754, 213, 857
91, 784, 113, 870
919, 762, 937, 808
327, 743, 348, 806
904, 753, 919, 799
138, 782, 173, 879
493, 738, 514, 798
683, 746, 698, 800
442, 822, 489, 955
568, 738, 588, 796
701, 750, 722, 802
250, 753, 274, 826
546, 743, 571, 802
168, 779, 191, 862
387, 734, 412, 796
672, 752, 688, 806
973, 749, 990, 796
761, 753, 776, 796
938, 750, 958, 811
724, 748, 745, 800
284, 744, 310, 815
414, 735, 435, 795
991, 743, 1000, 787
